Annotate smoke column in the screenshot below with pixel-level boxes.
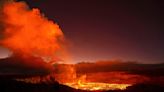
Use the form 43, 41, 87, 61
0, 0, 67, 63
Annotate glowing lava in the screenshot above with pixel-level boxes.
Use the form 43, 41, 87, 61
65, 82, 131, 91
64, 75, 132, 91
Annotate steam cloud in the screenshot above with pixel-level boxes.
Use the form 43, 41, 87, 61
0, 0, 67, 75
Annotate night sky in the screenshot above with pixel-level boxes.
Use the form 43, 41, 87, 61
1, 0, 163, 63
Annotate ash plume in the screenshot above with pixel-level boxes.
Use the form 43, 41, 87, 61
0, 0, 68, 75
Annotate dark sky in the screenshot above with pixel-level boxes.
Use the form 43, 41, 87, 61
1, 0, 164, 63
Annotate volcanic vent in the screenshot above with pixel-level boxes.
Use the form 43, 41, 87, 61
54, 65, 131, 91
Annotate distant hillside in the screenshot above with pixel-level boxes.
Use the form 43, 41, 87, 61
0, 55, 53, 77
54, 61, 164, 76
75, 61, 164, 76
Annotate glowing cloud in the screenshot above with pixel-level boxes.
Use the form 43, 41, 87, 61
0, 1, 67, 63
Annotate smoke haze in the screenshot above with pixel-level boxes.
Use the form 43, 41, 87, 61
0, 0, 68, 75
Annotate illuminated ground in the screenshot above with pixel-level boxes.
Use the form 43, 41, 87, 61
65, 82, 131, 91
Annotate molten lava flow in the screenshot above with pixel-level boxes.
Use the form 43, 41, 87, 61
57, 66, 132, 91
0, 1, 67, 63
64, 74, 131, 91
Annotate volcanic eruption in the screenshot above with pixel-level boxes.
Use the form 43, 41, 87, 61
0, 0, 131, 91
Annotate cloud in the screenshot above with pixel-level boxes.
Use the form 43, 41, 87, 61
0, 0, 69, 76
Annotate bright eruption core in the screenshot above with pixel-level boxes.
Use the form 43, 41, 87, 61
0, 1, 67, 62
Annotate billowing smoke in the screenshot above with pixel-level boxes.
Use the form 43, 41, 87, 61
0, 0, 67, 75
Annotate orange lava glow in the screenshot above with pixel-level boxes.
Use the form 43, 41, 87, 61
64, 75, 132, 91
55, 66, 132, 91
